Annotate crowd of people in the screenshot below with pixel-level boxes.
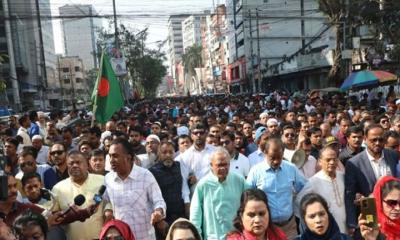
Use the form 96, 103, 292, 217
0, 87, 400, 240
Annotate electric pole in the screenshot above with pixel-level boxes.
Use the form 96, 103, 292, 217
256, 8, 261, 93
35, 0, 48, 109
3, 0, 21, 111
248, 9, 255, 93
113, 0, 119, 48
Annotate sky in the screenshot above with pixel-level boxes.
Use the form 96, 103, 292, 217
50, 0, 220, 54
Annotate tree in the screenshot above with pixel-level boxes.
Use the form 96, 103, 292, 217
318, 0, 347, 85
182, 45, 203, 92
97, 24, 167, 98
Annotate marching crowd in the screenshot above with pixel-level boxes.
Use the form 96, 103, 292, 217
0, 88, 400, 240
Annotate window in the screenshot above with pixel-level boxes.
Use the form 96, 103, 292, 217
62, 68, 69, 73
64, 78, 70, 84
75, 78, 83, 83
74, 66, 80, 72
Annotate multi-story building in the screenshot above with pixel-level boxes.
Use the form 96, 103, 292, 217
227, 0, 336, 93
58, 56, 89, 109
182, 16, 203, 53
40, 0, 60, 108
2, 0, 48, 110
59, 4, 102, 70
167, 14, 190, 94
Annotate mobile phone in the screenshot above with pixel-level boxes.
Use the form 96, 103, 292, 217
360, 197, 378, 228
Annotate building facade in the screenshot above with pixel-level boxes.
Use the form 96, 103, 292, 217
167, 14, 190, 94
58, 56, 89, 109
59, 4, 102, 70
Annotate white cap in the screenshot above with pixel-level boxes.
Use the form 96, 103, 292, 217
146, 134, 160, 143
396, 99, 400, 105
267, 118, 278, 126
32, 135, 43, 141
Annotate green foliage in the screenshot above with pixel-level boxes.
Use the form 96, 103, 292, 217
97, 23, 167, 98
182, 45, 202, 75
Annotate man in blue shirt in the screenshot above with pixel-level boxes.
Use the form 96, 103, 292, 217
247, 137, 307, 239
28, 111, 40, 138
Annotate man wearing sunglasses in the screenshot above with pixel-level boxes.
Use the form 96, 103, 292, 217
345, 124, 400, 239
43, 142, 69, 190
282, 124, 297, 162
220, 131, 249, 178
177, 123, 216, 193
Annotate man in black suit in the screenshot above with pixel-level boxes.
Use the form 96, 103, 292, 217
345, 124, 399, 238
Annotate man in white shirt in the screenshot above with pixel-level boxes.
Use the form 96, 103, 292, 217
282, 124, 297, 161
104, 138, 166, 240
177, 123, 216, 192
296, 146, 346, 233
137, 134, 160, 169
31, 135, 49, 165
17, 114, 32, 145
221, 131, 250, 178
248, 126, 269, 168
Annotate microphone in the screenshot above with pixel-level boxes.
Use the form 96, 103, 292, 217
93, 185, 106, 206
61, 194, 86, 217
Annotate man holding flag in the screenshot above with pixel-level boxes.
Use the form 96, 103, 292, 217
92, 52, 125, 125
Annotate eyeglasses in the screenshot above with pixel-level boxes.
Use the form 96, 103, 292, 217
284, 133, 295, 138
102, 236, 125, 240
50, 150, 64, 156
383, 199, 400, 208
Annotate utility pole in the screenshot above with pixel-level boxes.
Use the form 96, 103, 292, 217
248, 9, 255, 93
112, 0, 119, 49
300, 0, 305, 51
256, 8, 261, 93
3, 0, 21, 111
35, 0, 48, 109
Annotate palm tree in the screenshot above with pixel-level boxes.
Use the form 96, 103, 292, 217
182, 45, 203, 92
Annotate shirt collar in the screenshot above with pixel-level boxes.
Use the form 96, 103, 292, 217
366, 149, 384, 162
113, 164, 136, 181
209, 172, 227, 184
256, 148, 263, 155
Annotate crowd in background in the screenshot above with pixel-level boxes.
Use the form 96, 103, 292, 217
0, 86, 400, 240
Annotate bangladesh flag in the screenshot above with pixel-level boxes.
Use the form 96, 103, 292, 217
91, 52, 124, 124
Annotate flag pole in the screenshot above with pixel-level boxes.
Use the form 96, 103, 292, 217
91, 50, 105, 127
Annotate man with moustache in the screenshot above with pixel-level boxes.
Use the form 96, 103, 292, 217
149, 142, 190, 225
190, 147, 249, 240
43, 142, 69, 189
247, 138, 307, 239
51, 150, 105, 240
128, 126, 146, 155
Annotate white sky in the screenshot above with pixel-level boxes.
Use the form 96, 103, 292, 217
50, 0, 219, 54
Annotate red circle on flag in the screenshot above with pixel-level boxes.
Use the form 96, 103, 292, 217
98, 77, 110, 97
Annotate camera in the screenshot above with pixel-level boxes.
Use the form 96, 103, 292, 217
0, 155, 8, 201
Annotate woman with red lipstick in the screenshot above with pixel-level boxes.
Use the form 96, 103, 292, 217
359, 176, 400, 240
227, 189, 287, 240
294, 193, 351, 240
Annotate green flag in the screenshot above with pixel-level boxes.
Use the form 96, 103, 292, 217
91, 52, 124, 124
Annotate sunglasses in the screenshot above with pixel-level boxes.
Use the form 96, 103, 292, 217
383, 199, 400, 208
370, 138, 384, 143
192, 131, 205, 136
21, 161, 35, 168
50, 150, 65, 156
285, 133, 295, 138
220, 140, 231, 145
102, 237, 125, 240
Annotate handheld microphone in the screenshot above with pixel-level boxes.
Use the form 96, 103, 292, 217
93, 185, 106, 206
61, 194, 86, 217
